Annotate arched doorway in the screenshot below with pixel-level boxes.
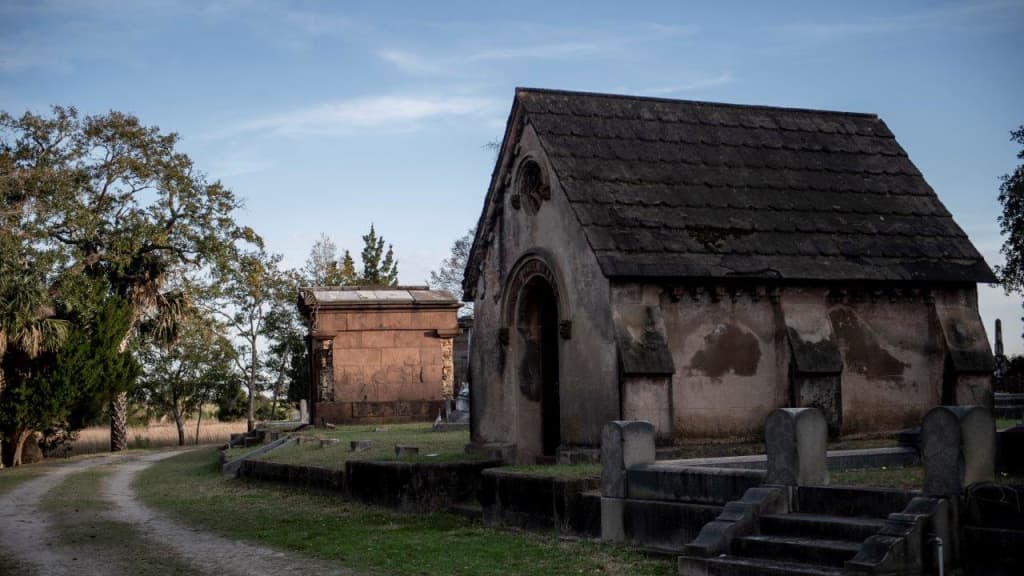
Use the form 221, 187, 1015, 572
515, 275, 561, 458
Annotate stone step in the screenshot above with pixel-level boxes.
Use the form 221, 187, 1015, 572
759, 513, 884, 542
795, 485, 915, 518
679, 555, 843, 576
733, 535, 861, 568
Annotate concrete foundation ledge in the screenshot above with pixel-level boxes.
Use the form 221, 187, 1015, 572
479, 468, 600, 535
236, 459, 345, 492
626, 464, 765, 505
346, 458, 501, 512
660, 446, 920, 472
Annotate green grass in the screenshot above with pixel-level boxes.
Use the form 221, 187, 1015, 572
0, 549, 36, 576
997, 418, 1021, 430
42, 464, 198, 575
0, 463, 56, 496
499, 463, 601, 479
228, 423, 474, 470
831, 465, 1024, 490
137, 448, 673, 576
40, 466, 112, 513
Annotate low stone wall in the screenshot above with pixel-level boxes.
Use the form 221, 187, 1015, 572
478, 469, 601, 536
345, 459, 501, 512
236, 459, 345, 492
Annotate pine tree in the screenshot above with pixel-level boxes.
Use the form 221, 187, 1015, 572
339, 250, 358, 285
359, 224, 399, 286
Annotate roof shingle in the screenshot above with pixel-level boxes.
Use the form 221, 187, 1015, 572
515, 88, 994, 283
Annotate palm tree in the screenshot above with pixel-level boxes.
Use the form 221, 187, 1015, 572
0, 271, 68, 467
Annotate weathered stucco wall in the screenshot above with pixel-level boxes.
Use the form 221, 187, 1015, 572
469, 122, 618, 461
314, 308, 456, 424
609, 283, 990, 441
611, 283, 788, 440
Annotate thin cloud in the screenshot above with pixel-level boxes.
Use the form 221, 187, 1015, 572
642, 73, 735, 96
377, 50, 449, 76
210, 95, 499, 138
469, 42, 602, 62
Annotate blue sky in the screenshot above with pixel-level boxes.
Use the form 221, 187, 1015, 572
3, 0, 1023, 351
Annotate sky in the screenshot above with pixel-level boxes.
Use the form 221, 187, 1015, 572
2, 0, 1023, 352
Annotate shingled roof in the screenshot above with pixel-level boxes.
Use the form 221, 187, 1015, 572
467, 88, 994, 291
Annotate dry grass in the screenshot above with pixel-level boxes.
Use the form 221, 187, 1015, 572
68, 421, 248, 456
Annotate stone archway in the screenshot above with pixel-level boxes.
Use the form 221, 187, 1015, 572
504, 254, 565, 461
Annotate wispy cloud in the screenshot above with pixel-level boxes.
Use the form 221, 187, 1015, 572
210, 94, 499, 138
469, 42, 602, 62
377, 50, 450, 77
641, 73, 735, 96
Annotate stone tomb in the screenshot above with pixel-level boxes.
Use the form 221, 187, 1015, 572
464, 87, 995, 463
298, 286, 461, 425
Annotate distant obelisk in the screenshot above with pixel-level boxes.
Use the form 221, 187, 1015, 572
996, 319, 1005, 357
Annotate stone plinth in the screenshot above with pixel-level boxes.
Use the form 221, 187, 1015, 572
600, 420, 655, 543
764, 407, 828, 486
921, 405, 995, 496
600, 420, 655, 498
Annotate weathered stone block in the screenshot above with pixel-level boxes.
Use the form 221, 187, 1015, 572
320, 438, 340, 448
921, 405, 995, 496
350, 440, 373, 452
394, 444, 419, 457
600, 420, 655, 498
764, 407, 827, 486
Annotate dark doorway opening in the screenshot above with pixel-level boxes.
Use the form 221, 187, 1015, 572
517, 277, 561, 457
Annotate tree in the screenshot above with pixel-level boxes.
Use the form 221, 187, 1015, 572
135, 314, 234, 446
997, 125, 1024, 294
0, 106, 255, 452
262, 282, 308, 417
338, 250, 358, 285
428, 227, 475, 314
206, 247, 290, 432
1, 294, 136, 466
359, 224, 399, 286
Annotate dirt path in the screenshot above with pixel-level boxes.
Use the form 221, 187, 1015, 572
0, 451, 352, 576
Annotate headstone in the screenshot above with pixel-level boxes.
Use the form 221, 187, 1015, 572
600, 420, 655, 543
394, 444, 419, 457
299, 399, 309, 423
320, 438, 340, 448
600, 421, 655, 499
765, 407, 828, 486
921, 405, 995, 496
351, 440, 373, 452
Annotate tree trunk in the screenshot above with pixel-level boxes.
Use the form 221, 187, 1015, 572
0, 371, 5, 469
174, 414, 185, 447
110, 392, 129, 452
12, 428, 32, 467
194, 404, 203, 446
247, 345, 257, 432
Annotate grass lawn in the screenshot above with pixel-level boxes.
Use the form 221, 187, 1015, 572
831, 465, 1024, 490
0, 462, 57, 496
40, 462, 198, 575
499, 463, 601, 479
226, 422, 473, 470
997, 417, 1021, 430
138, 448, 673, 576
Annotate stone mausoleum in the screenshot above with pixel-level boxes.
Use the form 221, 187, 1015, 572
463, 88, 996, 464
298, 286, 461, 424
